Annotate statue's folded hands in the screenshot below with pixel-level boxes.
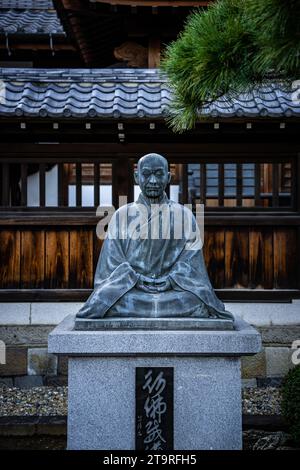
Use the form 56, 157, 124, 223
137, 274, 171, 293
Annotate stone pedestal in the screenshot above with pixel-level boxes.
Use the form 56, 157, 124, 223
48, 315, 261, 450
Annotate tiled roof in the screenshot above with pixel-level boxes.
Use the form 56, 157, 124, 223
0, 1, 53, 8
0, 68, 299, 119
0, 1, 65, 35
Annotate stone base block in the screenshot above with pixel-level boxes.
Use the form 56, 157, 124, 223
74, 317, 234, 331
68, 356, 241, 450
48, 314, 261, 450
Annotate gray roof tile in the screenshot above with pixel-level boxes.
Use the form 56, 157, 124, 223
0, 68, 299, 119
0, 1, 64, 35
1, 1, 53, 8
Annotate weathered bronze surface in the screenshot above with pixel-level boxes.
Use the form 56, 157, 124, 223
76, 153, 233, 324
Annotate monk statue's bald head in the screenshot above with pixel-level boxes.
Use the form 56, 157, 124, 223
134, 153, 171, 202
137, 153, 168, 171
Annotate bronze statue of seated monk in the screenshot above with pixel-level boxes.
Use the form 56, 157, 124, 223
76, 153, 233, 320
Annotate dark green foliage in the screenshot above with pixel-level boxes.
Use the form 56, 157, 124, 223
281, 365, 300, 444
249, 0, 300, 77
161, 0, 300, 132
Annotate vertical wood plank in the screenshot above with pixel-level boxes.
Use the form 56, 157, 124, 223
69, 229, 93, 288
45, 230, 69, 288
0, 230, 21, 288
225, 228, 249, 288
203, 228, 225, 289
249, 228, 273, 288
273, 228, 297, 288
20, 230, 45, 288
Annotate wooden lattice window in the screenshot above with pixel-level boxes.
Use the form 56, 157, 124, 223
0, 162, 113, 209
168, 161, 295, 210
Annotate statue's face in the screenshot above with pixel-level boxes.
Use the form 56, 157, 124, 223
135, 155, 171, 199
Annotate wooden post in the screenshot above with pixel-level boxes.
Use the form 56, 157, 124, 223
297, 153, 300, 290
148, 37, 160, 68
112, 157, 133, 209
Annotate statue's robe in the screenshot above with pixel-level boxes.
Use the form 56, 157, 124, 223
77, 193, 233, 320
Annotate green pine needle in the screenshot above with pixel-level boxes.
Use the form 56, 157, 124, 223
161, 0, 300, 132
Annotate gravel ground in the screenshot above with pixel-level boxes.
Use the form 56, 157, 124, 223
0, 385, 281, 417
242, 387, 282, 416
0, 386, 67, 416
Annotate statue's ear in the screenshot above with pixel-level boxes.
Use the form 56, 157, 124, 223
167, 171, 171, 184
134, 170, 139, 185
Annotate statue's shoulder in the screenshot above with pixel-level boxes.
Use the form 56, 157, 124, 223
169, 199, 195, 217
114, 202, 136, 216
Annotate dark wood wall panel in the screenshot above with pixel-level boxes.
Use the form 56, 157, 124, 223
69, 229, 94, 288
45, 231, 70, 289
20, 230, 45, 289
0, 226, 298, 292
225, 229, 249, 288
204, 228, 225, 289
0, 230, 20, 288
249, 229, 273, 289
273, 229, 298, 288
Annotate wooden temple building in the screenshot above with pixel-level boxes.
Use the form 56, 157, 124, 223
0, 0, 300, 384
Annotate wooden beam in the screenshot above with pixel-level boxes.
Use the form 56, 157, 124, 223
0, 43, 76, 51
0, 212, 299, 226
0, 142, 298, 159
